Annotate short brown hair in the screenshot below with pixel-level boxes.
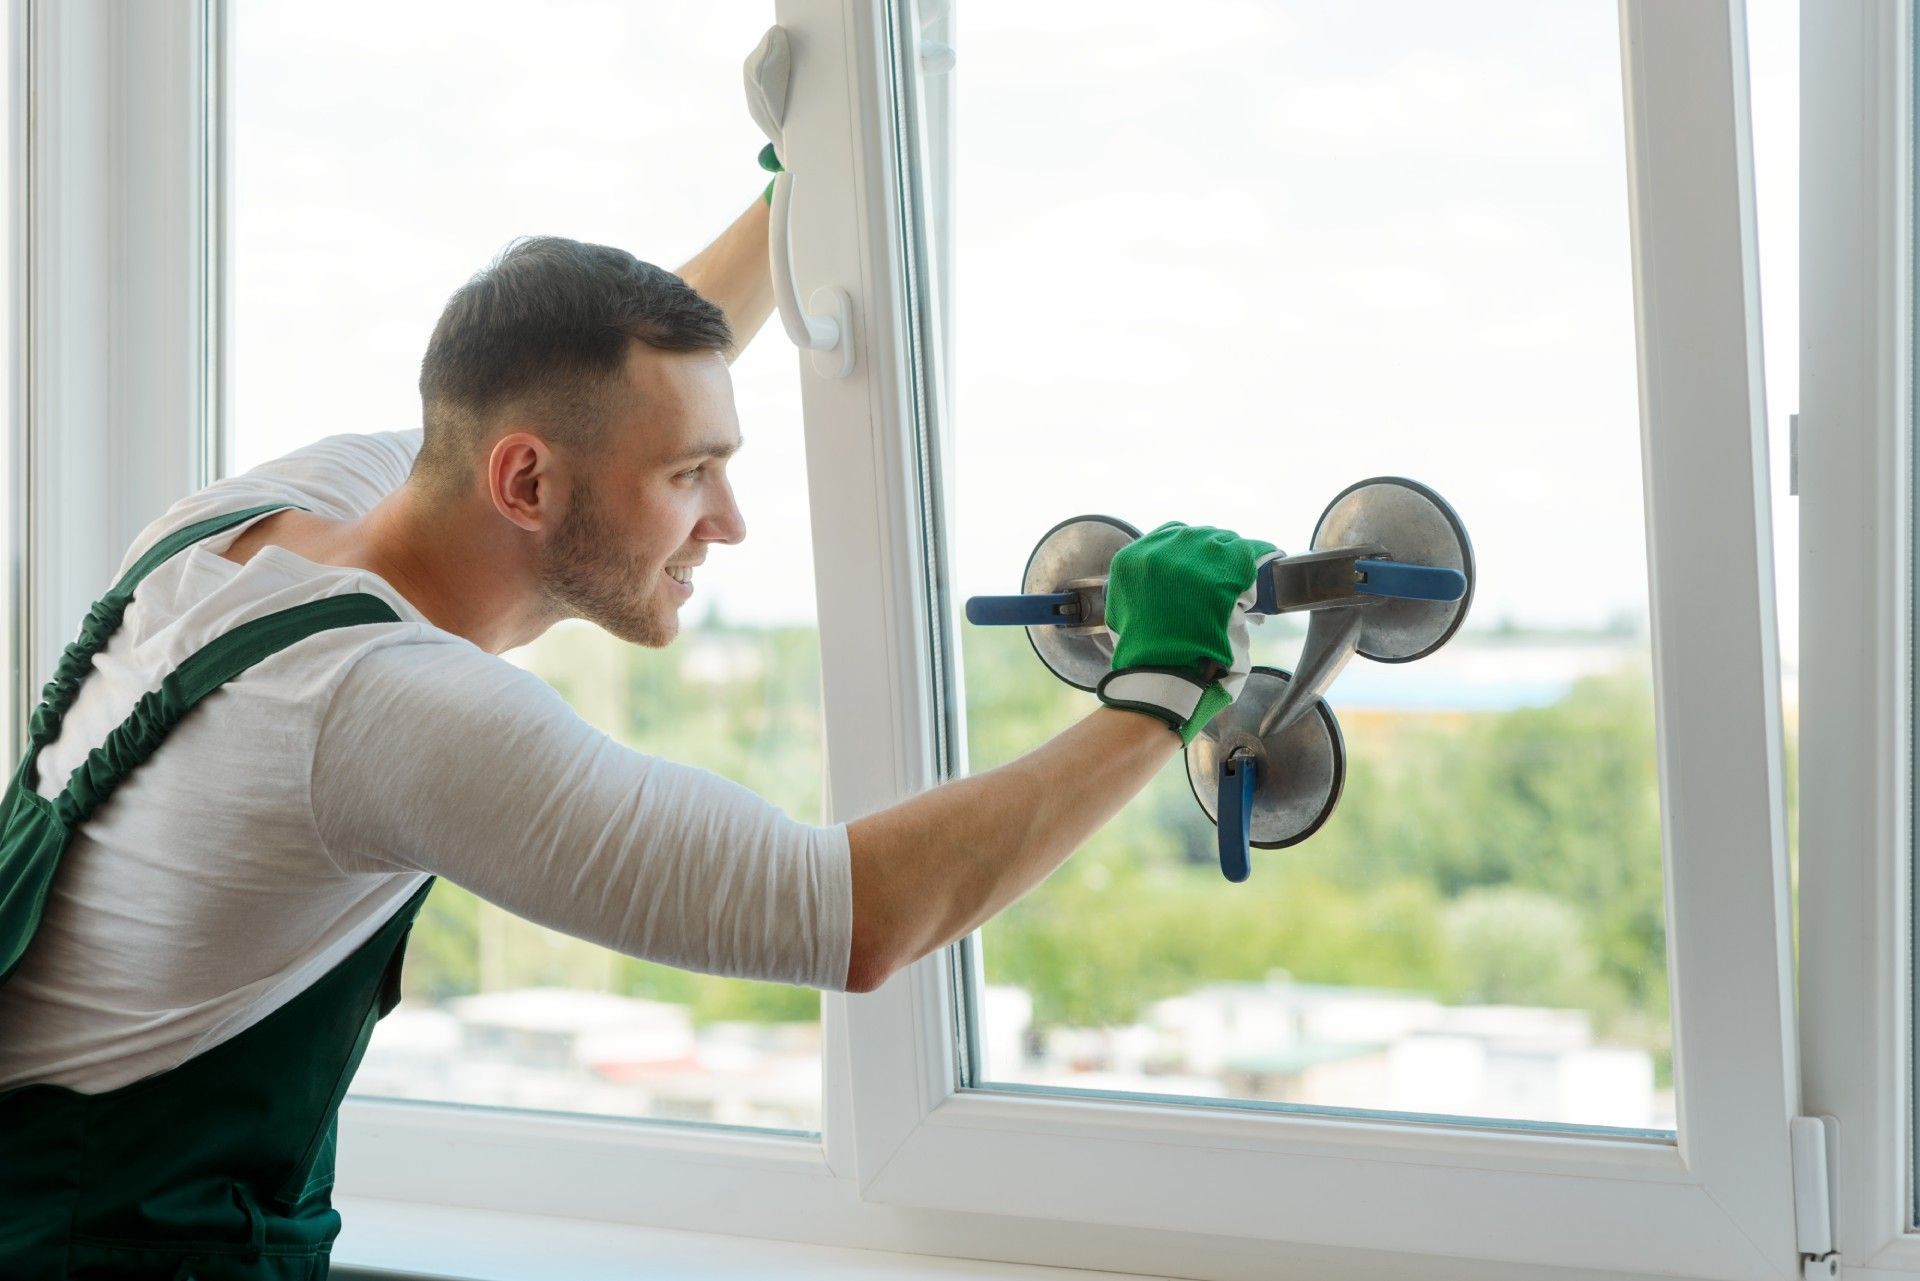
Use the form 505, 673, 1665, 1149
412, 236, 732, 497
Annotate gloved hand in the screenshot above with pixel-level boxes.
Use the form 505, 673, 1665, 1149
759, 143, 784, 205
1096, 523, 1279, 744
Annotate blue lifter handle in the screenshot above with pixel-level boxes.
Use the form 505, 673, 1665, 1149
964, 592, 1082, 626
1217, 754, 1257, 884
1353, 559, 1467, 603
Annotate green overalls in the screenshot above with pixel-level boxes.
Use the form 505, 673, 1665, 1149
0, 504, 433, 1280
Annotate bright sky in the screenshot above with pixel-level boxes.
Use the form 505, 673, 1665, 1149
232, 0, 1799, 660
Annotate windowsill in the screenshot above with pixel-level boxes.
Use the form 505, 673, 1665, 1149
330, 1197, 1155, 1281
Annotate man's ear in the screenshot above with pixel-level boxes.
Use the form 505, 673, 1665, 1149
487, 431, 555, 533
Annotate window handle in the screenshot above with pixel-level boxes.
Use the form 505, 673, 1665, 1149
744, 26, 855, 379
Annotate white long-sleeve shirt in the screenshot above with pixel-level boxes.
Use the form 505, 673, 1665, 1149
0, 429, 853, 1093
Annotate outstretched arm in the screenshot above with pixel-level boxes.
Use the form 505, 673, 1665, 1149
677, 199, 775, 363
314, 640, 854, 992
844, 708, 1180, 991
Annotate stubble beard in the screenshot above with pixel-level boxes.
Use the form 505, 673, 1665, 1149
538, 480, 677, 648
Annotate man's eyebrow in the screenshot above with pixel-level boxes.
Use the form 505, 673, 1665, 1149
665, 437, 745, 467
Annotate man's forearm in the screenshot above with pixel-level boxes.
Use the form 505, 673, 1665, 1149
843, 707, 1182, 991
676, 199, 775, 362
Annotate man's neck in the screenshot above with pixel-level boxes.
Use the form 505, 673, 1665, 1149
355, 487, 561, 653
225, 486, 558, 654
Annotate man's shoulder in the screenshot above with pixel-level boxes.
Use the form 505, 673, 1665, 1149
335, 628, 565, 711
122, 431, 425, 577
318, 629, 582, 763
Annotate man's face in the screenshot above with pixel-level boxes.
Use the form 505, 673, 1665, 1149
538, 344, 745, 647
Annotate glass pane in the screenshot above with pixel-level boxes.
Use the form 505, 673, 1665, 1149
950, 2, 1678, 1131
230, 1, 826, 1130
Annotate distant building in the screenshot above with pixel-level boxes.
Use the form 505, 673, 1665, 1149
352, 976, 1660, 1136
449, 987, 696, 1071
986, 976, 1662, 1131
355, 987, 822, 1130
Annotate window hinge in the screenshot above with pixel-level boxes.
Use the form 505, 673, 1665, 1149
1792, 1115, 1839, 1278
1789, 411, 1800, 497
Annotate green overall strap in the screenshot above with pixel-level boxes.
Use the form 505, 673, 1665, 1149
52, 594, 402, 828
25, 502, 301, 790
0, 592, 401, 986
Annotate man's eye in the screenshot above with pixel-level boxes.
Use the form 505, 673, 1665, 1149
678, 466, 704, 480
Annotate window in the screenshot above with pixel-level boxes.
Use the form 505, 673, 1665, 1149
228, 0, 829, 1132
28, 1, 1816, 1276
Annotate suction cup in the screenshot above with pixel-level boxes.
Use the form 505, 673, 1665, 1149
1311, 477, 1474, 663
1185, 666, 1346, 874
1021, 514, 1140, 691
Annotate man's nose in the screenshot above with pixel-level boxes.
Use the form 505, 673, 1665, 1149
700, 478, 746, 545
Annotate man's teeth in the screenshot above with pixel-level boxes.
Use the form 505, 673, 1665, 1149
667, 566, 692, 584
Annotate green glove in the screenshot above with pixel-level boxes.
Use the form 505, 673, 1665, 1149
1096, 523, 1278, 744
759, 143, 784, 205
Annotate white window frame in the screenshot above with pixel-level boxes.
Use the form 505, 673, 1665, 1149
1, 0, 23, 766
22, 1, 1814, 1278
1797, 2, 1917, 1278
20, 0, 215, 709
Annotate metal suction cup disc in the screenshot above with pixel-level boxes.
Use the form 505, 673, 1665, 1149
1185, 666, 1346, 849
1311, 476, 1475, 663
1022, 514, 1141, 691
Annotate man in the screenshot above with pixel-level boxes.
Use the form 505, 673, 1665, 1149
0, 189, 1270, 1277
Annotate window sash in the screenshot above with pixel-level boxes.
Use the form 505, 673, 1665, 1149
841, 0, 1803, 1274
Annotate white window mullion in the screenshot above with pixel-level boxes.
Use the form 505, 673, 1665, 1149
1797, 1, 1916, 1276
3, 0, 25, 762
833, 0, 969, 1181
26, 0, 115, 698
25, 0, 210, 694
776, 0, 950, 1180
